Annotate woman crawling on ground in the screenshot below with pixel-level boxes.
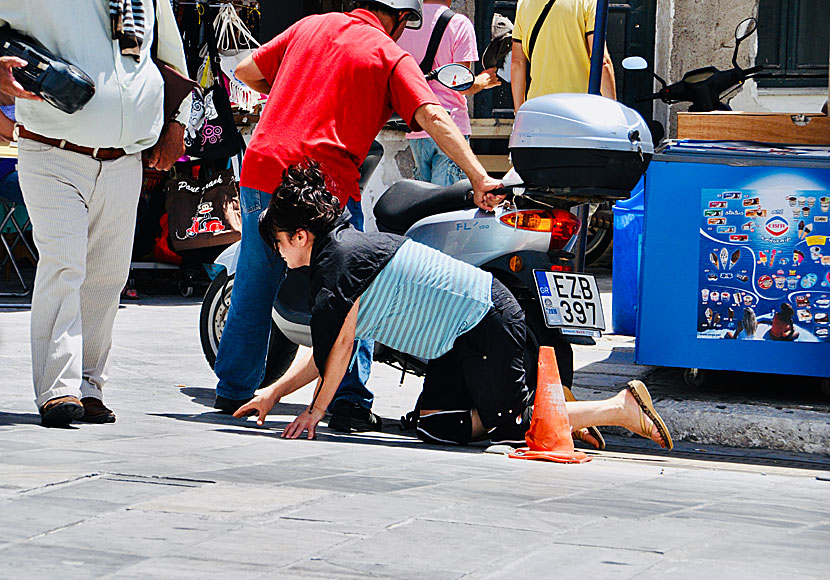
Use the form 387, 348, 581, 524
235, 161, 673, 450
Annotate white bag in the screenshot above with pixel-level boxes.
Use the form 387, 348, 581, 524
213, 5, 266, 112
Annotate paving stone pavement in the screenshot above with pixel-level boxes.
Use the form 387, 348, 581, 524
1, 296, 830, 579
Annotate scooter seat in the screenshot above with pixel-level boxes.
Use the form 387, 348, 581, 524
374, 179, 475, 235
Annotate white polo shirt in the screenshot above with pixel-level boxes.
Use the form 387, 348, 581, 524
0, 0, 190, 153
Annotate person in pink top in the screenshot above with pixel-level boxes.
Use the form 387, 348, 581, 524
398, 1, 501, 186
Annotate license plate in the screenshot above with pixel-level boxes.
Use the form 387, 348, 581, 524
534, 270, 606, 332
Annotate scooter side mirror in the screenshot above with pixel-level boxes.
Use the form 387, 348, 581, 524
735, 17, 757, 42
733, 17, 757, 67
427, 63, 475, 92
622, 56, 648, 70
622, 56, 668, 88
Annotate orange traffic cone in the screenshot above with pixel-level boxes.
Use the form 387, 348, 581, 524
509, 346, 591, 464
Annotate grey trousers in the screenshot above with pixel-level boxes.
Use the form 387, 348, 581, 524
17, 138, 142, 407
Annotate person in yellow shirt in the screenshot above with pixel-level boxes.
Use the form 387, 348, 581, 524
511, 0, 616, 111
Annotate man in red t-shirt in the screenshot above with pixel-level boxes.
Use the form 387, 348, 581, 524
213, 0, 504, 432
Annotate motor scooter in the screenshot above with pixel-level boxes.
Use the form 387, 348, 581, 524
623, 17, 764, 140
199, 64, 653, 394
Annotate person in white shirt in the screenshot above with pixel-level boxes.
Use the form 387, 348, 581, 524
0, 0, 191, 427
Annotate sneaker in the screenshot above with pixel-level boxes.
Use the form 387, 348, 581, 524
213, 395, 252, 415
489, 405, 533, 446
328, 400, 383, 433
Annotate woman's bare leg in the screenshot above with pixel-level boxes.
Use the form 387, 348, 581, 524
566, 390, 667, 448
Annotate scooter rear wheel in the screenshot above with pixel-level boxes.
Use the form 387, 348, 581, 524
585, 203, 613, 266
199, 270, 298, 387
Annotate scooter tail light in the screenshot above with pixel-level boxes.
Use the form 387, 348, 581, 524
500, 210, 554, 232
551, 263, 574, 272
549, 209, 582, 251
499, 209, 581, 251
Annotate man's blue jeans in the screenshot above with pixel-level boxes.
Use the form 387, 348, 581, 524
410, 136, 467, 187
214, 187, 374, 409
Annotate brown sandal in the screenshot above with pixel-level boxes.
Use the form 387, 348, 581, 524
562, 385, 606, 450
626, 380, 673, 451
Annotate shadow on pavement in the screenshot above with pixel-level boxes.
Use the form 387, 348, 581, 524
0, 411, 81, 429
575, 345, 830, 411
153, 403, 483, 454
642, 366, 830, 411
179, 386, 218, 408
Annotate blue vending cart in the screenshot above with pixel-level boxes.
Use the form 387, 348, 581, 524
636, 141, 830, 381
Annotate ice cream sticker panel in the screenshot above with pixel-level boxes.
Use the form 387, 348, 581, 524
698, 188, 830, 342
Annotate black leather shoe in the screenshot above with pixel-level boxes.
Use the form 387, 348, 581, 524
79, 397, 116, 424
39, 395, 85, 427
328, 400, 382, 433
214, 395, 252, 415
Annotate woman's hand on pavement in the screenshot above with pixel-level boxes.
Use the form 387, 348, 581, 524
0, 57, 42, 101
473, 175, 506, 212
233, 390, 279, 426
282, 406, 326, 440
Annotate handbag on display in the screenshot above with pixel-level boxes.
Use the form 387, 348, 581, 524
165, 166, 241, 252
213, 3, 265, 112
184, 17, 243, 160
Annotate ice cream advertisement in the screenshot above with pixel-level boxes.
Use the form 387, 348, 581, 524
698, 188, 830, 342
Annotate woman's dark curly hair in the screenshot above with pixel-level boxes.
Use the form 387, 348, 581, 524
258, 160, 343, 254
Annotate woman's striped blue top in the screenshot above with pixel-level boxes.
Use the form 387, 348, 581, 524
355, 239, 493, 359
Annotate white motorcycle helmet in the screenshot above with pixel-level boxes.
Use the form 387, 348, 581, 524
359, 0, 424, 30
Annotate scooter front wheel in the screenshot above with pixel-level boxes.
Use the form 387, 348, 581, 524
199, 269, 299, 387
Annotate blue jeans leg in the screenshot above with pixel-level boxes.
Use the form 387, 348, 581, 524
430, 138, 467, 187
330, 197, 374, 410
409, 137, 467, 187
214, 186, 286, 400
409, 138, 433, 184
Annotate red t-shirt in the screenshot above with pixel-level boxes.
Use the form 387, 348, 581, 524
242, 9, 440, 203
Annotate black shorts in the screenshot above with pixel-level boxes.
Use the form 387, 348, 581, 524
419, 277, 530, 430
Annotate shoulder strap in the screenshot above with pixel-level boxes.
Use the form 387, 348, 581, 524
151, 0, 158, 59
419, 9, 456, 75
202, 9, 223, 80
527, 0, 557, 64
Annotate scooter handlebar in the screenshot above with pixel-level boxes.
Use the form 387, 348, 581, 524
635, 92, 661, 103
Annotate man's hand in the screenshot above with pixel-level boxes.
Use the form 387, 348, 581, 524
472, 175, 507, 212
0, 113, 15, 142
146, 121, 186, 171
0, 57, 41, 101
460, 67, 501, 96
282, 406, 326, 440
476, 68, 501, 91
233, 389, 280, 426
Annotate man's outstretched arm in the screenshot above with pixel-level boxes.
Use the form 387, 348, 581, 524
413, 103, 504, 211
